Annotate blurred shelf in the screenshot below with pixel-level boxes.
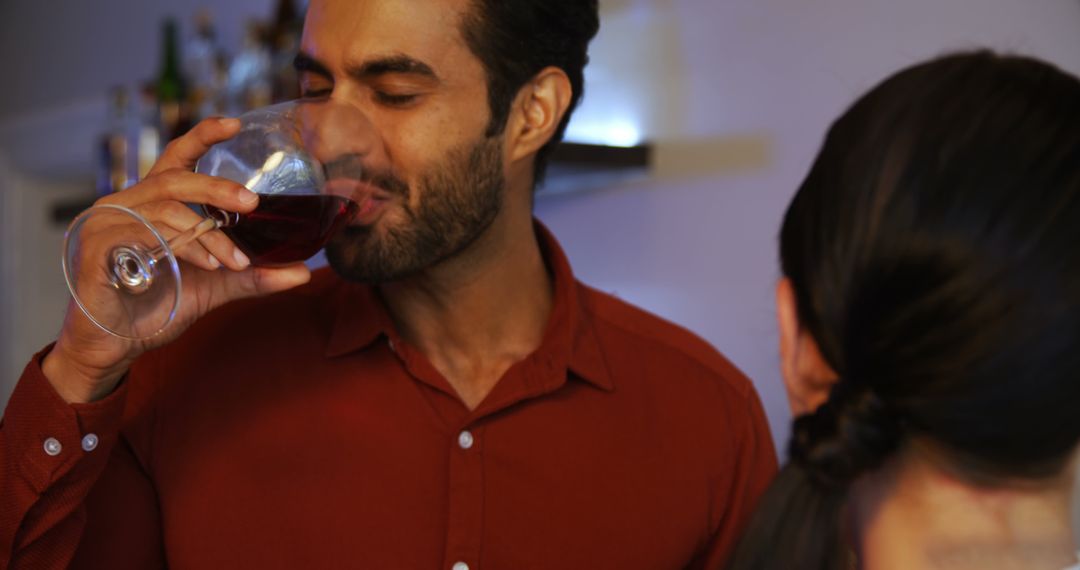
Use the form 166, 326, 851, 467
45, 141, 653, 225
51, 197, 97, 225
550, 141, 651, 170
540, 141, 652, 196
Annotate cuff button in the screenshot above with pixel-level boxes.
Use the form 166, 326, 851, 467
43, 437, 62, 456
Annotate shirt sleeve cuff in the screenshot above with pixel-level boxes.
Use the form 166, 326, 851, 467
2, 344, 129, 492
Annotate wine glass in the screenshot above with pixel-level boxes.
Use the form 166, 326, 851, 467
61, 99, 368, 340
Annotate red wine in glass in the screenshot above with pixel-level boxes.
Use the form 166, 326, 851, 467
205, 194, 358, 266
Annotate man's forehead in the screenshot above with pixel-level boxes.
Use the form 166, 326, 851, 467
303, 0, 474, 68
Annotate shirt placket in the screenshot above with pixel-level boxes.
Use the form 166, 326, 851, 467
443, 421, 485, 570
388, 330, 569, 570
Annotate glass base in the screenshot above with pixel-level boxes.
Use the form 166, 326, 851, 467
62, 204, 182, 340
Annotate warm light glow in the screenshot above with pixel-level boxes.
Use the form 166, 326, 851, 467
565, 119, 643, 147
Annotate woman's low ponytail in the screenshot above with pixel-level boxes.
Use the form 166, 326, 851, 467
727, 383, 903, 570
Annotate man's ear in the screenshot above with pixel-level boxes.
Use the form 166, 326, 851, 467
506, 66, 572, 164
777, 278, 839, 416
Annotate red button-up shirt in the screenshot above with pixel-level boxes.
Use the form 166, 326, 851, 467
1, 223, 776, 569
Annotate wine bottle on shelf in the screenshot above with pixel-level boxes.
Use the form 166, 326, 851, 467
96, 86, 136, 196
156, 18, 191, 144
228, 19, 272, 113
269, 0, 303, 103
184, 9, 226, 122
136, 82, 161, 181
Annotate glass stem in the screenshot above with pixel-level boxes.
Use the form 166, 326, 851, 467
150, 216, 222, 263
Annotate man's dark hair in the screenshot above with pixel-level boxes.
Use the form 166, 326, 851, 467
460, 0, 600, 186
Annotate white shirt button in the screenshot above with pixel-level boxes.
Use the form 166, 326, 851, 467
457, 430, 474, 450
81, 433, 99, 452
43, 437, 62, 456
452, 563, 469, 570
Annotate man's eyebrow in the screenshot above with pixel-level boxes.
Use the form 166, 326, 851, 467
293, 52, 332, 78
347, 55, 439, 81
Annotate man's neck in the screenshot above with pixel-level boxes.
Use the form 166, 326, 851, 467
379, 208, 554, 410
854, 445, 1079, 570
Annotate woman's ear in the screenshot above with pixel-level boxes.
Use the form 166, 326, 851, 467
506, 66, 572, 164
777, 278, 840, 416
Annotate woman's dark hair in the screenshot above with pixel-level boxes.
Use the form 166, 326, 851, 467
728, 51, 1080, 570
460, 0, 600, 186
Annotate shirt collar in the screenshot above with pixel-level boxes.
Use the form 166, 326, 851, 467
534, 220, 614, 391
322, 219, 614, 392
323, 281, 391, 358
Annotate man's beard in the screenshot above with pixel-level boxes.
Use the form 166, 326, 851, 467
325, 135, 505, 284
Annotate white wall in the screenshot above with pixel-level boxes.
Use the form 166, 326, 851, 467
2, 0, 1079, 530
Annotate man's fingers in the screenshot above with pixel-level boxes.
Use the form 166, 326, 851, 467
149, 219, 223, 272
226, 264, 312, 300
100, 171, 258, 214
195, 263, 311, 315
135, 202, 251, 271
149, 117, 242, 175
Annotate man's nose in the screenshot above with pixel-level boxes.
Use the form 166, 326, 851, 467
296, 99, 379, 172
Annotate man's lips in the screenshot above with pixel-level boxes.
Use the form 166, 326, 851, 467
325, 178, 393, 226
352, 195, 390, 225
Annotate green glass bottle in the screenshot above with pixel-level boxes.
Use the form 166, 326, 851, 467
156, 18, 190, 144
